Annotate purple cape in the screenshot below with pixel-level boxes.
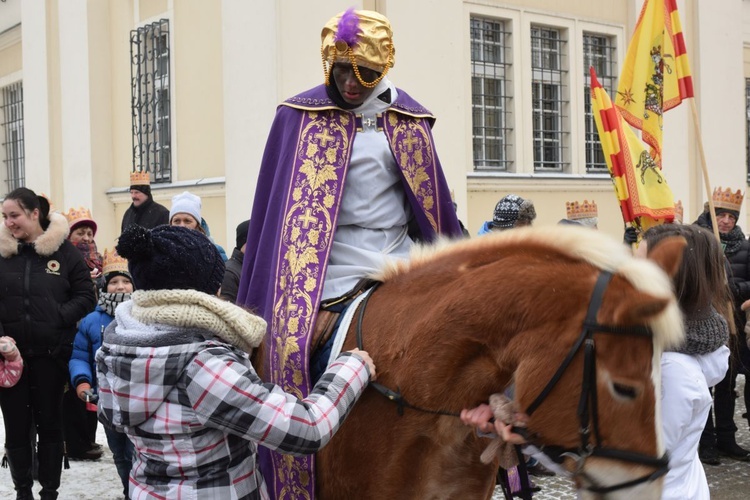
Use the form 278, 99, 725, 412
237, 84, 461, 500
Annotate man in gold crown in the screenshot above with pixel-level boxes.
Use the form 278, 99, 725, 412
694, 187, 750, 463
236, 8, 462, 499
120, 171, 169, 233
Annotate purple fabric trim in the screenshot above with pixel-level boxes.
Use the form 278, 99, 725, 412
237, 84, 460, 499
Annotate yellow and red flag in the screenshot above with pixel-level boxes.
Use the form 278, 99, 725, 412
615, 0, 693, 167
591, 67, 674, 229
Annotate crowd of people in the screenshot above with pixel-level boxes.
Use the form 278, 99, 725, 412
0, 7, 748, 500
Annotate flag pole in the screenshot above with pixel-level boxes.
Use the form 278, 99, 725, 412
688, 98, 721, 242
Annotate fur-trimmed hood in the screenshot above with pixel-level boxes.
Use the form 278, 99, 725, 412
0, 212, 70, 258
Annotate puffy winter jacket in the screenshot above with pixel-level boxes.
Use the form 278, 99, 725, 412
0, 213, 97, 360
69, 306, 112, 388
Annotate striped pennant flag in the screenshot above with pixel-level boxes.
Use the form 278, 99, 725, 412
615, 0, 694, 167
591, 66, 675, 229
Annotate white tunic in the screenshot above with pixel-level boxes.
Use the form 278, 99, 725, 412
660, 345, 729, 500
322, 78, 414, 300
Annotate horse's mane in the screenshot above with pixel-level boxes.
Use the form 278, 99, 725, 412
373, 225, 683, 351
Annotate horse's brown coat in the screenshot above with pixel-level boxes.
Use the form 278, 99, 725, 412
286, 226, 681, 499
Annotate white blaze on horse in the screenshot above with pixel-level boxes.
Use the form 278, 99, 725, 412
314, 225, 684, 500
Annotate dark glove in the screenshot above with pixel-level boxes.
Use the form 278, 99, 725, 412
623, 226, 639, 245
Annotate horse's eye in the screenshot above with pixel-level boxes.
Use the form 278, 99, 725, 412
612, 382, 638, 400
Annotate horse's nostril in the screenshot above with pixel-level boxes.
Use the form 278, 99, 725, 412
612, 382, 638, 400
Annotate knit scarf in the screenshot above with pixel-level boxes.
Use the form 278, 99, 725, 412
671, 306, 729, 355
129, 289, 267, 353
721, 225, 746, 256
97, 292, 131, 317
74, 240, 103, 272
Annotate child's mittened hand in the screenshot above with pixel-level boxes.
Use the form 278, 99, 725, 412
0, 337, 19, 362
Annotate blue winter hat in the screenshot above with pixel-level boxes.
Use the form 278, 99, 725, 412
116, 224, 225, 295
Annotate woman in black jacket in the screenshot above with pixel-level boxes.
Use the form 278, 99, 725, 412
0, 188, 96, 500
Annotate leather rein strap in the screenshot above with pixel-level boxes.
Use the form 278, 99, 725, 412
355, 282, 460, 418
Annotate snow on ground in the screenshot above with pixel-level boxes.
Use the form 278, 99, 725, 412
0, 412, 123, 500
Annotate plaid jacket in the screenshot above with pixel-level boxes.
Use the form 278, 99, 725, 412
96, 302, 369, 500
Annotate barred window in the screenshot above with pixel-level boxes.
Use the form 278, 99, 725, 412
584, 34, 617, 173
1, 81, 24, 191
747, 79, 750, 183
531, 26, 568, 172
131, 19, 171, 183
471, 17, 513, 171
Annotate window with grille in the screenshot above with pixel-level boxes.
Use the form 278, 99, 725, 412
131, 19, 171, 183
1, 81, 24, 191
531, 26, 568, 172
584, 33, 617, 173
470, 16, 513, 171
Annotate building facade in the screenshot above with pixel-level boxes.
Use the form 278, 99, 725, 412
0, 0, 748, 249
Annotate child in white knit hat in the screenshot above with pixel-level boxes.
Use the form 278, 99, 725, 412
0, 336, 23, 388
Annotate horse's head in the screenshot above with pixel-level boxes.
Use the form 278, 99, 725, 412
478, 226, 684, 499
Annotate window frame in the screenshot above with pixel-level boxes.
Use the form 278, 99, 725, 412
470, 15, 515, 172
130, 18, 172, 184
0, 80, 25, 192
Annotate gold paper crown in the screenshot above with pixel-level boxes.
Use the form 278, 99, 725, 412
102, 249, 129, 276
673, 200, 684, 224
130, 170, 151, 186
321, 10, 395, 88
712, 187, 744, 213
63, 206, 97, 234
566, 200, 598, 220
64, 207, 93, 226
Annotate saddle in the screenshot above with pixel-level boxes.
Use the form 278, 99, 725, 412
311, 278, 380, 356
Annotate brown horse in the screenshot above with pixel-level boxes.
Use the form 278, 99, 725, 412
315, 225, 685, 500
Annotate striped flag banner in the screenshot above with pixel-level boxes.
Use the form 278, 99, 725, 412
591, 66, 675, 229
615, 0, 694, 167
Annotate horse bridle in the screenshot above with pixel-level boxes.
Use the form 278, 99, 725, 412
355, 271, 670, 495
517, 270, 670, 495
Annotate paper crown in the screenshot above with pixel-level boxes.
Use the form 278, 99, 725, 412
64, 207, 97, 235
321, 9, 395, 88
673, 200, 684, 224
102, 248, 129, 276
712, 187, 744, 213
130, 170, 151, 186
566, 200, 598, 220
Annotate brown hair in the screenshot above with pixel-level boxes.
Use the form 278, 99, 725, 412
4, 187, 51, 231
642, 224, 734, 330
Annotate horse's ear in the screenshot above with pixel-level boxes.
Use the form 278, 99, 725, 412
646, 236, 686, 278
612, 292, 670, 325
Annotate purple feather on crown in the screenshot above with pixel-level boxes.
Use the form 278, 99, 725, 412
335, 7, 360, 46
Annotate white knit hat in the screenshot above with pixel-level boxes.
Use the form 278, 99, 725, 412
169, 191, 202, 224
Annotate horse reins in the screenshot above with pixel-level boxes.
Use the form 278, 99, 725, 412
354, 282, 460, 419
518, 270, 670, 494
354, 271, 670, 495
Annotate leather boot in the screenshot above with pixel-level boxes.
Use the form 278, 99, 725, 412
4, 445, 35, 499
36, 442, 63, 500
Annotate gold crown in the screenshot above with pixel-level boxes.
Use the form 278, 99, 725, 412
102, 248, 129, 276
321, 9, 395, 88
566, 200, 598, 220
64, 207, 94, 226
130, 170, 151, 186
673, 200, 684, 224
712, 187, 744, 213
